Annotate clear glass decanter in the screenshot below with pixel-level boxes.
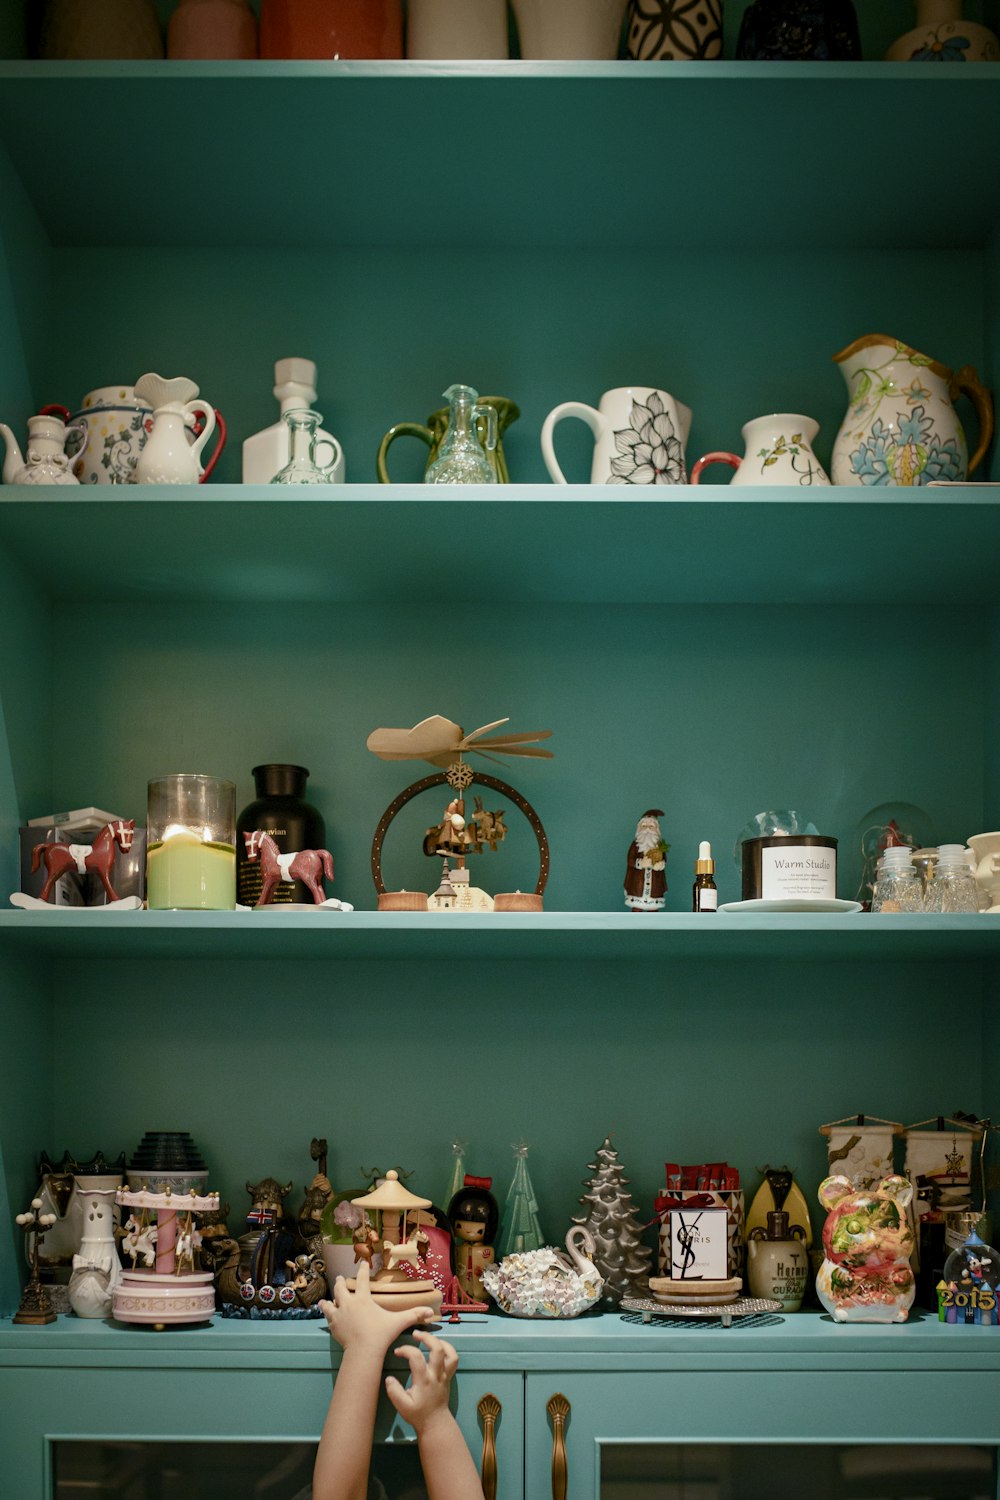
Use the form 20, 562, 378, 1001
424, 384, 497, 485
270, 409, 337, 484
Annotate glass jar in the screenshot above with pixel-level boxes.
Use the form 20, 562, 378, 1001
236, 763, 325, 907
147, 774, 236, 910
925, 843, 980, 913
871, 845, 922, 913
270, 409, 338, 484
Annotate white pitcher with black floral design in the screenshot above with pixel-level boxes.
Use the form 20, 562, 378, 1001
541, 386, 692, 485
831, 335, 993, 487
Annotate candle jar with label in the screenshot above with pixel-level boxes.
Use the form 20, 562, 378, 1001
146, 774, 236, 910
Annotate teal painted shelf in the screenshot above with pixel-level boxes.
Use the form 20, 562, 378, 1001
0, 909, 994, 961
1, 487, 998, 604
1, 1309, 997, 1373
0, 63, 998, 251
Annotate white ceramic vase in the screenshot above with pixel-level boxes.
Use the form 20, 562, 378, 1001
407, 0, 508, 58
512, 0, 628, 59
68, 1188, 122, 1318
886, 0, 999, 62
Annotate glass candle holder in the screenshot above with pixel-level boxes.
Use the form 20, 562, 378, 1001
147, 774, 236, 910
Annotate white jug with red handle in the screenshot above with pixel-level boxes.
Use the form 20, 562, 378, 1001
133, 373, 226, 485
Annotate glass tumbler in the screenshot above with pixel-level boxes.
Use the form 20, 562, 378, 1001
871, 845, 923, 913
147, 774, 236, 910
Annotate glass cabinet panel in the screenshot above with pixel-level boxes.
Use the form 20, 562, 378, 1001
599, 1442, 996, 1500
53, 1438, 430, 1499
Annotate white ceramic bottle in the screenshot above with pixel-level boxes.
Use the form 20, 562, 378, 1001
242, 358, 345, 484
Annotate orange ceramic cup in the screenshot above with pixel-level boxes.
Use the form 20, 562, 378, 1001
260, 0, 403, 58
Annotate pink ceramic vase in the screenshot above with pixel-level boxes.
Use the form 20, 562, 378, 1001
168, 0, 258, 60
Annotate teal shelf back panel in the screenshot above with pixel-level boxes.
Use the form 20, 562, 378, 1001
1, 65, 1000, 252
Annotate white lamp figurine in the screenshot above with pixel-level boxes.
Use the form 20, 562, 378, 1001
968, 832, 1000, 913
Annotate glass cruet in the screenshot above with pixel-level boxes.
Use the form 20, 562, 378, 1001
270, 409, 337, 484
424, 383, 497, 485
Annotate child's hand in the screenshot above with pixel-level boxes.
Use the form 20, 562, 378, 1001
319, 1262, 435, 1357
384, 1329, 458, 1435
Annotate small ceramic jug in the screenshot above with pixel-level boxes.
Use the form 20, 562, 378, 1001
168, 0, 258, 59
542, 386, 692, 484
831, 335, 993, 486
0, 409, 88, 485
133, 374, 226, 485
40, 0, 164, 58
377, 394, 519, 483
747, 1210, 809, 1310
259, 0, 403, 58
511, 0, 627, 58
691, 414, 831, 487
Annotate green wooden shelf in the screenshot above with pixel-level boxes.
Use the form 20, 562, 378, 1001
0, 62, 998, 251
0, 908, 994, 962
1, 1308, 997, 1373
1, 486, 999, 604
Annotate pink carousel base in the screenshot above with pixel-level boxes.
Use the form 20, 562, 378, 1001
112, 1269, 216, 1327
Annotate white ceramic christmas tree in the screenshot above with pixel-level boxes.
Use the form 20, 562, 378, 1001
572, 1135, 652, 1307
498, 1141, 545, 1256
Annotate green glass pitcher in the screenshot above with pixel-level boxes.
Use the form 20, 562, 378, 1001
377, 387, 520, 483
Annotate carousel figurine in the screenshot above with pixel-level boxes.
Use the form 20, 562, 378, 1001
368, 714, 552, 911
448, 1176, 499, 1302
624, 809, 669, 912
113, 1184, 220, 1328
346, 1170, 443, 1317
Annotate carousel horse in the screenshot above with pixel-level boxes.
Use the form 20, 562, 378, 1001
243, 829, 335, 905
31, 818, 135, 903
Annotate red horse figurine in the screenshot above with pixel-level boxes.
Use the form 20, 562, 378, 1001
243, 830, 334, 906
31, 818, 135, 903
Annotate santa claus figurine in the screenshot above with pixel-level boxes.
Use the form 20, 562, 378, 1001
624, 809, 670, 912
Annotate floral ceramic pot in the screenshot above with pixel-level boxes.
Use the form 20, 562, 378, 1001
68, 386, 153, 485
831, 335, 994, 487
886, 1, 999, 62
626, 0, 722, 59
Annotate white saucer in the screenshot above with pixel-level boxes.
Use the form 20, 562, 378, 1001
719, 898, 862, 914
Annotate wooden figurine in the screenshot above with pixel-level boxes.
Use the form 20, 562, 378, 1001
31, 818, 135, 903
298, 1137, 334, 1259
624, 809, 669, 912
448, 1176, 499, 1302
215, 1175, 327, 1316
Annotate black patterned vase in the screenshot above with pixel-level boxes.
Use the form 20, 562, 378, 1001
736, 0, 861, 60
626, 0, 723, 58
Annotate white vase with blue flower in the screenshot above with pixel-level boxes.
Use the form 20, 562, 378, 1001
886, 1, 999, 62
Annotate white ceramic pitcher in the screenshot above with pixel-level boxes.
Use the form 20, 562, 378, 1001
542, 386, 692, 485
133, 373, 225, 485
691, 414, 831, 487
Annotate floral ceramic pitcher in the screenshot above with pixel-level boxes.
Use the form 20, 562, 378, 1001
831, 335, 993, 486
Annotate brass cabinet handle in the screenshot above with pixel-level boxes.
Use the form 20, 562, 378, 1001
547, 1392, 571, 1500
478, 1392, 501, 1500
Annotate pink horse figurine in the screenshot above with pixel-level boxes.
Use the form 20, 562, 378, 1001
243, 829, 335, 906
31, 818, 135, 903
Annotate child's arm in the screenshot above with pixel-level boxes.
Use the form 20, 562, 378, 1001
385, 1330, 485, 1500
313, 1263, 435, 1500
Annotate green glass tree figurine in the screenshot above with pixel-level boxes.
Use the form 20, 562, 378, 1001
445, 1139, 467, 1209
498, 1140, 545, 1256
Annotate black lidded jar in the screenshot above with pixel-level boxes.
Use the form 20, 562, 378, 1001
236, 764, 325, 907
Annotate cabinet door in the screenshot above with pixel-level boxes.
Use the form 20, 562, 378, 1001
525, 1372, 1000, 1500
2, 1363, 523, 1500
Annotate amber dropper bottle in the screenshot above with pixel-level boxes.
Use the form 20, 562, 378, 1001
693, 841, 718, 912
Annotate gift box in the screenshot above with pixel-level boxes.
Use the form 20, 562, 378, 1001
655, 1163, 745, 1278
